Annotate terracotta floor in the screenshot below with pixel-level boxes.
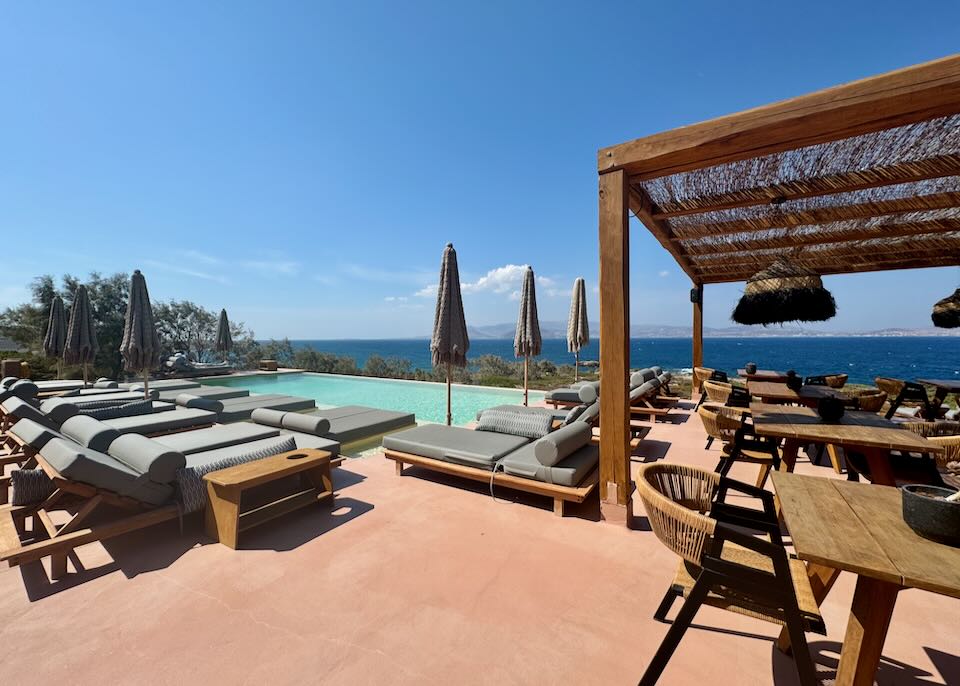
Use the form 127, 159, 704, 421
1, 401, 958, 685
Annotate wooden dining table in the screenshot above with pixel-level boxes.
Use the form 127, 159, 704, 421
917, 377, 960, 406
772, 472, 960, 686
747, 380, 846, 408
750, 402, 943, 485
738, 368, 789, 382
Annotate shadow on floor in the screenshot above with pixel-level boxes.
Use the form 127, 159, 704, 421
770, 639, 955, 685
19, 467, 374, 601
631, 440, 673, 463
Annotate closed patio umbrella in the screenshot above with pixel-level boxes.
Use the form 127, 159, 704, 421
120, 270, 162, 398
63, 286, 99, 386
566, 277, 589, 382
430, 243, 470, 425
42, 296, 68, 380
215, 309, 233, 356
514, 266, 542, 406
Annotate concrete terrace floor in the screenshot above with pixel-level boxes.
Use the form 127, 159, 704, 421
1, 400, 958, 685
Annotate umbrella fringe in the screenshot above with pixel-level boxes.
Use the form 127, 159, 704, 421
931, 288, 960, 329
732, 287, 837, 326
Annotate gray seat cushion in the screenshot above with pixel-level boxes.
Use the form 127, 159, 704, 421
108, 433, 187, 484
500, 443, 599, 487
383, 424, 529, 470
9, 418, 65, 450
40, 438, 173, 506
60, 415, 122, 453
4, 397, 64, 429
155, 423, 282, 455
102, 407, 216, 435
325, 408, 415, 444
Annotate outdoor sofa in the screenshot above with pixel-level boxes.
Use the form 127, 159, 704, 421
383, 405, 600, 516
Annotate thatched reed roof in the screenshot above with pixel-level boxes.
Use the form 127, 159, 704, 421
599, 55, 960, 284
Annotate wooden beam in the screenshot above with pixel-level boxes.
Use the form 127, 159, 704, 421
692, 286, 703, 393
629, 187, 699, 282
670, 191, 960, 239
598, 169, 632, 514
599, 54, 960, 179
691, 240, 960, 271
649, 157, 960, 218
681, 219, 960, 257
697, 255, 960, 283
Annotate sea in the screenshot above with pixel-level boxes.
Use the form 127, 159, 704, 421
288, 337, 960, 386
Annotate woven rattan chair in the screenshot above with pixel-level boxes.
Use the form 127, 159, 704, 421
848, 389, 887, 413
824, 373, 848, 389
696, 404, 741, 450
903, 421, 960, 468
698, 405, 780, 487
875, 376, 944, 420
636, 463, 824, 686
693, 367, 714, 409
703, 380, 732, 404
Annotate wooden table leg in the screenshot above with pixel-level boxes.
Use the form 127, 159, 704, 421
861, 447, 896, 486
835, 576, 900, 686
304, 462, 334, 506
779, 438, 801, 472
776, 562, 841, 653
205, 483, 241, 549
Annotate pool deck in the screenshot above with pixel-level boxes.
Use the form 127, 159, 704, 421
1, 399, 957, 684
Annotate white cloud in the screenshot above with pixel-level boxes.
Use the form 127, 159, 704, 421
658, 270, 670, 278
144, 259, 229, 284
461, 264, 529, 294
414, 284, 438, 298
181, 249, 222, 265
384, 296, 409, 302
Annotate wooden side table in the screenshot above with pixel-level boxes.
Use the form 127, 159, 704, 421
203, 448, 333, 549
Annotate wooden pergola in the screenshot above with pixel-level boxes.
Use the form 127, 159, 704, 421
596, 54, 960, 520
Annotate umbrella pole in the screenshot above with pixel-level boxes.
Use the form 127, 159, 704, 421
574, 351, 579, 382
446, 361, 452, 426
56, 359, 62, 381
143, 370, 149, 399
82, 363, 88, 387
523, 355, 529, 407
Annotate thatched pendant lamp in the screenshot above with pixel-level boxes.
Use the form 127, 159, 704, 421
732, 257, 836, 326
931, 288, 960, 328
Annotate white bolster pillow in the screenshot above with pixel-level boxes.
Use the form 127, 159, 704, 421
251, 408, 286, 428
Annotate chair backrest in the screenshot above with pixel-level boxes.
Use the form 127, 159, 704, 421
693, 367, 714, 389
709, 369, 729, 383
635, 463, 719, 565
703, 380, 732, 404
902, 421, 960, 467
853, 389, 887, 413
803, 375, 827, 386
824, 374, 848, 389
875, 377, 905, 397
697, 405, 742, 441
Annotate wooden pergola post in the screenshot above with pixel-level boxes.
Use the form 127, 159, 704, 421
692, 284, 703, 394
598, 169, 632, 524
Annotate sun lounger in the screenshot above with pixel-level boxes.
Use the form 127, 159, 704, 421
0, 418, 337, 580
119, 379, 203, 392
157, 385, 249, 402
251, 405, 416, 446
383, 411, 599, 516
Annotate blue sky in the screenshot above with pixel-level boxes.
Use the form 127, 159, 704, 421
1, 2, 958, 338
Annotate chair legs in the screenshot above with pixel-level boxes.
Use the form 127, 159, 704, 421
639, 575, 712, 685
704, 436, 714, 450
653, 585, 681, 622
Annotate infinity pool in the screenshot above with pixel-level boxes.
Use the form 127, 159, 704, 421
204, 373, 545, 426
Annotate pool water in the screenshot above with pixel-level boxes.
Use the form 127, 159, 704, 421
204, 373, 545, 426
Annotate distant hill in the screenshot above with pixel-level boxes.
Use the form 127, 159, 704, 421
463, 322, 959, 339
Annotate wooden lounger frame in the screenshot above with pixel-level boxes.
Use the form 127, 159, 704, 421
384, 449, 599, 517
0, 452, 179, 581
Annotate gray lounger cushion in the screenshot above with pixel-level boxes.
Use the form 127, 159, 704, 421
108, 433, 186, 484
500, 442, 599, 487
476, 408, 553, 440
102, 407, 216, 435
175, 393, 224, 414
577, 401, 601, 425
281, 412, 331, 436
155, 423, 281, 455
325, 409, 415, 444
183, 435, 300, 469
9, 379, 39, 398
61, 415, 122, 453
4, 396, 68, 429
78, 399, 155, 421
533, 422, 592, 467
545, 388, 582, 404
631, 381, 658, 401
383, 424, 529, 470
1, 376, 18, 389
652, 366, 663, 375
657, 373, 671, 387
93, 380, 119, 389
250, 407, 286, 428
275, 430, 340, 456
40, 438, 173, 505
9, 418, 64, 450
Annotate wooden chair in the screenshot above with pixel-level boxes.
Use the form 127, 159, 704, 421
847, 388, 887, 413
902, 421, 960, 486
876, 376, 943, 420
692, 367, 714, 409
635, 463, 824, 686
696, 404, 741, 450
702, 380, 732, 405
824, 373, 848, 389
698, 405, 780, 488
